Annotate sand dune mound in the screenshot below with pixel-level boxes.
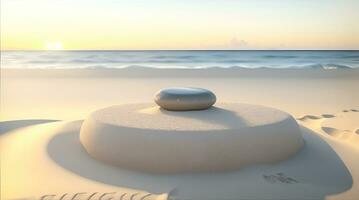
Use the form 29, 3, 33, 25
80, 103, 304, 173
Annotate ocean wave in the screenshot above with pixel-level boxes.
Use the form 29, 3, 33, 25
293, 64, 352, 69
80, 64, 353, 70
263, 55, 298, 59
2, 50, 358, 69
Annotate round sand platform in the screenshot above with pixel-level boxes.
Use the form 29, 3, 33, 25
80, 103, 303, 173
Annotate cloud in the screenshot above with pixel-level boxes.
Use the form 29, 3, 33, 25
200, 37, 250, 50
229, 37, 249, 49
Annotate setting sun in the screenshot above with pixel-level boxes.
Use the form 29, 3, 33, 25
45, 42, 63, 50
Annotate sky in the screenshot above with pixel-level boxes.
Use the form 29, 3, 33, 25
1, 0, 359, 50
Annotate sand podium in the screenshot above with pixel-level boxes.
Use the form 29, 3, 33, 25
80, 87, 303, 173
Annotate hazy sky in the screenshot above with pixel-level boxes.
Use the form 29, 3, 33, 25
1, 0, 359, 50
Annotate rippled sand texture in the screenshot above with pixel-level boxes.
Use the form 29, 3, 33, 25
1, 68, 358, 200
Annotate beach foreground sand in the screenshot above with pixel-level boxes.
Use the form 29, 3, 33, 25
1, 68, 358, 200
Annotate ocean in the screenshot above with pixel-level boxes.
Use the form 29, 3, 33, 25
1, 50, 359, 69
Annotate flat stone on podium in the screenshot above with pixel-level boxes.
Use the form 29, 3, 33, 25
154, 87, 216, 111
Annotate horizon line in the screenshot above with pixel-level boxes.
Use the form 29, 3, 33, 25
1, 49, 359, 51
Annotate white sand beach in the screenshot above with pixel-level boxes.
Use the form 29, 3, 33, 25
1, 68, 359, 200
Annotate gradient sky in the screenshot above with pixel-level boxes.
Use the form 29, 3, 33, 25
1, 0, 359, 50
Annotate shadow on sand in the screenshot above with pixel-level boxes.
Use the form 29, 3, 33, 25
47, 120, 353, 199
157, 106, 250, 129
0, 119, 59, 135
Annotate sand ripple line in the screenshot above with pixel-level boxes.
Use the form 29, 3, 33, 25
140, 193, 153, 200
297, 115, 322, 121
321, 126, 352, 138
343, 108, 358, 112
297, 113, 335, 121
321, 114, 335, 118
120, 193, 127, 200
263, 173, 298, 184
298, 109, 359, 145
130, 192, 139, 200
